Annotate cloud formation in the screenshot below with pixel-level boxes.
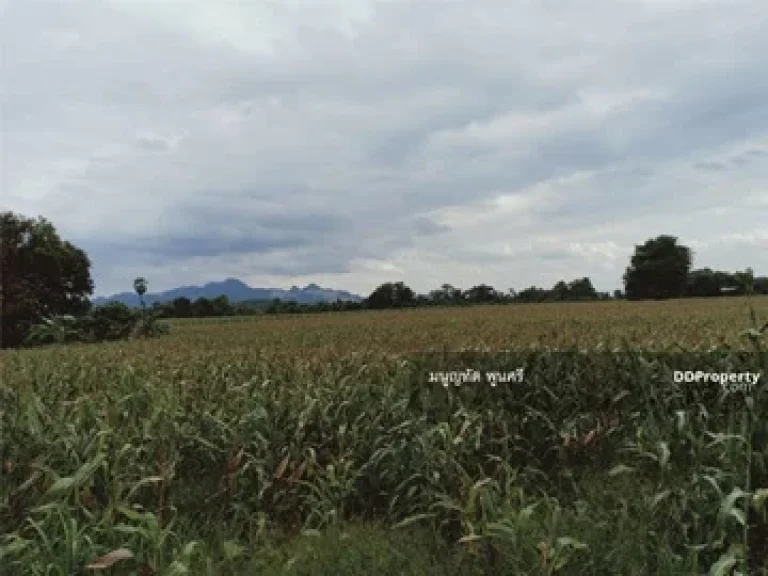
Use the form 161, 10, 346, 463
2, 0, 767, 296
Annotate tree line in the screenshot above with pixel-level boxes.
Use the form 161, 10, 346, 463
147, 277, 615, 318
156, 236, 765, 316
2, 212, 765, 348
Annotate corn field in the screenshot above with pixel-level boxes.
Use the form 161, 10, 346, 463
2, 297, 767, 574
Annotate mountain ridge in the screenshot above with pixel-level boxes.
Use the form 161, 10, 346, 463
92, 278, 364, 307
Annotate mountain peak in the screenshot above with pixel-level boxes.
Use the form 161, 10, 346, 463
93, 278, 363, 307
221, 278, 249, 286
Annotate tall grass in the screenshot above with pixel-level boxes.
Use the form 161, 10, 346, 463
1, 298, 766, 574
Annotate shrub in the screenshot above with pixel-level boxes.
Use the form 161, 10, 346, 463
78, 302, 137, 342
23, 315, 83, 346
23, 301, 171, 347
131, 313, 171, 339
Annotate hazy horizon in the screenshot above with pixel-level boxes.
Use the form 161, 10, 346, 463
3, 0, 767, 297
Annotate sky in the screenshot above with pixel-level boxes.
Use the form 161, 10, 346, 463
2, 0, 767, 297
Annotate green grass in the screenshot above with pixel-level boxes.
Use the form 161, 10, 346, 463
1, 298, 767, 574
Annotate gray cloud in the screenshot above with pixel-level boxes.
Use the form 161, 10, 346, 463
694, 161, 729, 172
2, 0, 767, 296
136, 135, 173, 152
730, 147, 768, 167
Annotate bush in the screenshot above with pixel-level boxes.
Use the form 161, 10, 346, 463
24, 315, 83, 346
78, 302, 137, 342
23, 302, 171, 347
131, 313, 171, 338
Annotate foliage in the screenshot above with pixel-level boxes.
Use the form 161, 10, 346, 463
191, 296, 216, 318
463, 284, 499, 303
687, 267, 768, 298
133, 278, 148, 296
23, 315, 83, 346
429, 284, 464, 305
366, 281, 417, 309
73, 272, 768, 321
549, 278, 599, 302
131, 312, 171, 339
168, 296, 194, 318
1, 297, 766, 573
623, 235, 692, 300
0, 211, 93, 348
24, 296, 170, 347
78, 302, 137, 342
134, 277, 148, 311
140, 268, 765, 321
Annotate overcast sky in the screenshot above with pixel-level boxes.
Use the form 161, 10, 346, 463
2, 0, 767, 297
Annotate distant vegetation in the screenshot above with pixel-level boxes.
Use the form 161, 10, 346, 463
23, 302, 168, 347
91, 278, 363, 308
1, 210, 766, 348
150, 237, 766, 318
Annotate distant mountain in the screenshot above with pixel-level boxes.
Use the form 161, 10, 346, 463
92, 278, 364, 307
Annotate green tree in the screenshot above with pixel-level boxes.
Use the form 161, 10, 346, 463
550, 281, 570, 301
623, 235, 692, 300
733, 267, 755, 295
567, 277, 598, 300
210, 294, 233, 316
24, 315, 83, 346
192, 297, 215, 317
515, 286, 548, 303
464, 284, 498, 303
78, 302, 137, 341
365, 282, 416, 309
430, 283, 463, 305
1, 212, 93, 347
686, 268, 721, 297
133, 277, 148, 310
171, 296, 193, 317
